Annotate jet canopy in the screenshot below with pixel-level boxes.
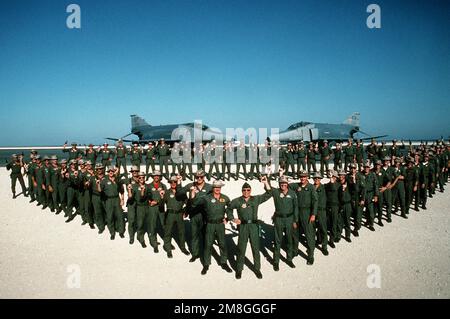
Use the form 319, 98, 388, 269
286, 122, 311, 130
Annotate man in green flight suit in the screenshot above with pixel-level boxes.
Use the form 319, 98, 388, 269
404, 157, 419, 216
90, 164, 106, 234
380, 156, 394, 223
344, 139, 356, 171
128, 171, 152, 248
115, 139, 128, 176
48, 155, 60, 213
160, 175, 190, 258
124, 165, 140, 244
81, 160, 95, 228
355, 139, 365, 170
312, 172, 328, 256
65, 160, 80, 223
363, 160, 379, 231
296, 141, 307, 175
97, 167, 125, 240
33, 155, 47, 208
6, 154, 27, 199
26, 152, 37, 202
129, 142, 142, 170
307, 143, 318, 173
391, 158, 408, 219
348, 163, 366, 237
146, 170, 167, 252
338, 169, 353, 242
98, 143, 112, 168
271, 175, 298, 270
325, 170, 340, 246
145, 142, 157, 180
58, 159, 69, 214
227, 177, 272, 279
290, 171, 318, 265
176, 169, 212, 263
156, 138, 171, 179
319, 140, 332, 176
192, 180, 233, 275
84, 144, 97, 165
63, 142, 82, 161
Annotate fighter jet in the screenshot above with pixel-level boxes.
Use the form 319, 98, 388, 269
270, 112, 387, 143
106, 115, 224, 144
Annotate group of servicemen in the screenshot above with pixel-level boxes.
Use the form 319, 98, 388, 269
5, 138, 449, 279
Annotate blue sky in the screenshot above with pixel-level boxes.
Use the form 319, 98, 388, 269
0, 0, 449, 146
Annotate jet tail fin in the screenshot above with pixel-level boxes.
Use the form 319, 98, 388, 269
131, 114, 151, 132
344, 112, 360, 127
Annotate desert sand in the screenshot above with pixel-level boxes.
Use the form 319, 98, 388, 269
0, 168, 449, 298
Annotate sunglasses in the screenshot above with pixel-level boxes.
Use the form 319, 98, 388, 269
242, 189, 251, 192
169, 181, 177, 184
195, 176, 204, 179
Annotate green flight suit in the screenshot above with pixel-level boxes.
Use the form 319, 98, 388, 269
48, 166, 60, 212
34, 165, 46, 206
290, 182, 318, 257
85, 149, 97, 165
271, 188, 298, 265
223, 146, 233, 181
296, 146, 307, 174
192, 193, 231, 266
145, 147, 157, 178
132, 184, 152, 245
285, 148, 296, 177
26, 160, 36, 201
348, 173, 366, 231
43, 164, 52, 209
314, 183, 328, 250
206, 146, 221, 179
176, 182, 212, 258
392, 166, 407, 217
226, 190, 272, 272
325, 181, 340, 243
338, 182, 352, 240
77, 170, 86, 219
248, 146, 260, 180
333, 148, 343, 170
89, 174, 105, 233
157, 144, 171, 178
404, 165, 419, 215
419, 162, 433, 208
99, 148, 112, 168
235, 146, 248, 180
171, 147, 184, 176
130, 148, 142, 168
115, 145, 128, 175
307, 147, 317, 173
344, 144, 356, 170
377, 145, 389, 160
6, 160, 26, 197
147, 181, 167, 248
66, 170, 80, 218
58, 168, 69, 213
366, 143, 378, 163
63, 148, 82, 161
355, 144, 365, 169
100, 177, 125, 237
374, 169, 385, 223
363, 171, 379, 226
380, 166, 394, 220
162, 187, 187, 252
320, 145, 332, 175
81, 171, 94, 225
125, 177, 139, 242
